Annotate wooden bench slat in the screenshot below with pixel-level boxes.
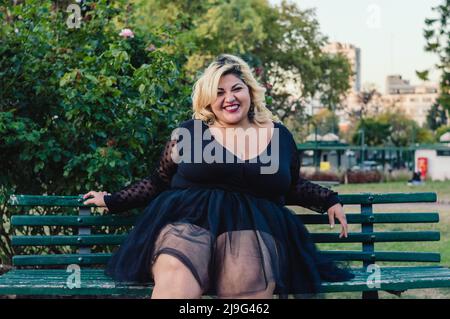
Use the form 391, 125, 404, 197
322, 266, 450, 293
322, 251, 441, 262
13, 254, 112, 266
12, 250, 441, 266
0, 269, 151, 296
11, 231, 440, 246
11, 215, 137, 226
312, 231, 440, 243
2, 267, 450, 296
8, 195, 90, 207
339, 193, 437, 205
298, 212, 439, 224
8, 192, 437, 207
12, 235, 127, 246
11, 212, 440, 227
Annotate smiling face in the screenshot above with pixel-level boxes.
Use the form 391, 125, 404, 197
210, 73, 252, 128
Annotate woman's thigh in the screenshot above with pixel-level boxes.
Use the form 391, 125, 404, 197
151, 222, 213, 292
151, 253, 203, 298
214, 230, 277, 298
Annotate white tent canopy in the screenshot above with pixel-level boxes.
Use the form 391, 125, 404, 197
306, 133, 322, 142
322, 133, 339, 142
440, 132, 450, 143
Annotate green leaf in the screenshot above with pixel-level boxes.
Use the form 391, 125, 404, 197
416, 70, 429, 81
59, 72, 73, 87
85, 74, 98, 83
33, 162, 44, 173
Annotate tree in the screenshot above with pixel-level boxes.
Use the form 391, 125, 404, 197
253, 1, 352, 120
378, 112, 422, 146
419, 0, 450, 113
436, 125, 450, 140
351, 112, 434, 146
415, 127, 435, 144
354, 89, 378, 119
311, 109, 339, 135
314, 53, 353, 111
352, 117, 390, 146
426, 102, 448, 130
137, 0, 352, 123
136, 0, 266, 73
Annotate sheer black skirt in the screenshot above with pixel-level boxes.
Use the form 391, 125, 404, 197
105, 187, 354, 297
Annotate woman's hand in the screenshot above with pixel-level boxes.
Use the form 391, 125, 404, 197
327, 203, 348, 238
83, 191, 110, 211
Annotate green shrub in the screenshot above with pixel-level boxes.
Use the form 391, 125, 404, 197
436, 125, 450, 141
346, 170, 383, 184
0, 0, 192, 263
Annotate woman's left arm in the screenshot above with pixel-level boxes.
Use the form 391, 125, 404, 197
285, 135, 348, 238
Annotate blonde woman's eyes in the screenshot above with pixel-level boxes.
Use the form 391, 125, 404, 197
217, 87, 241, 96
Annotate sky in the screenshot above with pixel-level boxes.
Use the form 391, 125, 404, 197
269, 0, 442, 93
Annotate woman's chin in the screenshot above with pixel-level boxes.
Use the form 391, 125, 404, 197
221, 115, 245, 125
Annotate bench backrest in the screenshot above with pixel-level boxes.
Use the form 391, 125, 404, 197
7, 192, 439, 269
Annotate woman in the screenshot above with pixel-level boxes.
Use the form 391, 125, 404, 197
83, 54, 353, 299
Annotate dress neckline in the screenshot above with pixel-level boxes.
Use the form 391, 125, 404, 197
201, 120, 278, 162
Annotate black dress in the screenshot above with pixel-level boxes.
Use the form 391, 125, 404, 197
104, 119, 353, 297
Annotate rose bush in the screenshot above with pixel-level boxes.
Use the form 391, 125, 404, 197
0, 0, 192, 263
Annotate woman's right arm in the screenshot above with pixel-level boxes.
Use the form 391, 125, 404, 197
83, 139, 178, 214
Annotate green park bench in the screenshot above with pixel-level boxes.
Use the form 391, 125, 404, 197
1, 192, 450, 299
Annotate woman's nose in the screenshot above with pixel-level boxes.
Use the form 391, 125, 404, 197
225, 92, 236, 102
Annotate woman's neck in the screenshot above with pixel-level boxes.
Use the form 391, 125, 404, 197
212, 118, 253, 130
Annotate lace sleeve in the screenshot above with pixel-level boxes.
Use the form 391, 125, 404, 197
285, 135, 341, 214
103, 139, 178, 214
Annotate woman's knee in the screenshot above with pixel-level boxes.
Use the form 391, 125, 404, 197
151, 254, 203, 298
152, 254, 190, 282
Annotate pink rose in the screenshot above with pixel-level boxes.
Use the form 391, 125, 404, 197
119, 28, 134, 39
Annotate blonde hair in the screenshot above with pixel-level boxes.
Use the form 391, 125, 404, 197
192, 54, 279, 126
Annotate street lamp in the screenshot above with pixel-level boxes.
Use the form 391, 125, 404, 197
359, 129, 365, 165
311, 121, 319, 171
305, 114, 320, 170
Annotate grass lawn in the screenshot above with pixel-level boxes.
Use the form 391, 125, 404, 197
292, 180, 450, 299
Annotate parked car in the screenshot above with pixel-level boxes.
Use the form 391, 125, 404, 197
351, 161, 383, 171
